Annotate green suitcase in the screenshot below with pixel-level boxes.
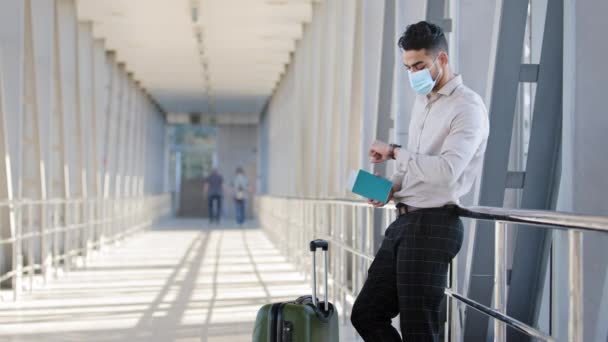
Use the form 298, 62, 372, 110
252, 239, 340, 342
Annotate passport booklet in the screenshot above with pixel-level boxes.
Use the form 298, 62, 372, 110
347, 169, 393, 203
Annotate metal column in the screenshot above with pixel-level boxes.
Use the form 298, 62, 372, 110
506, 0, 563, 340
463, 0, 530, 340
464, 0, 563, 340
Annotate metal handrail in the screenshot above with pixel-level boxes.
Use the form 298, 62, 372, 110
443, 289, 556, 342
458, 206, 608, 233
0, 194, 171, 301
260, 194, 608, 232
255, 195, 604, 342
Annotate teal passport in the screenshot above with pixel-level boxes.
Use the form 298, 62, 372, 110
348, 169, 392, 203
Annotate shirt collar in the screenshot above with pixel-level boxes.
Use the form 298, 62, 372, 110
421, 74, 463, 106
437, 74, 463, 96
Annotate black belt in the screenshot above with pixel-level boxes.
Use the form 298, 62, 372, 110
395, 203, 459, 216
395, 203, 423, 216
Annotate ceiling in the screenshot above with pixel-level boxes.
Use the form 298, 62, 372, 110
76, 0, 314, 116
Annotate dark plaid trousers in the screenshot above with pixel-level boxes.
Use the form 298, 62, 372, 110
351, 206, 464, 342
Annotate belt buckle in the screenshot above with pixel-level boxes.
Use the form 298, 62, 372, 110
396, 203, 408, 216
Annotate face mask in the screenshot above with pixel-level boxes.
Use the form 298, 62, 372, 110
408, 59, 441, 95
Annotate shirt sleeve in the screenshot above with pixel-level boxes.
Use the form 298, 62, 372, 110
390, 171, 405, 192
395, 104, 487, 186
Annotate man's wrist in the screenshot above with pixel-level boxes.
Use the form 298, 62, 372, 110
393, 147, 401, 160
389, 144, 402, 159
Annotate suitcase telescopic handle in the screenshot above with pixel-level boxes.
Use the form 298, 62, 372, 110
310, 239, 329, 312
309, 239, 329, 251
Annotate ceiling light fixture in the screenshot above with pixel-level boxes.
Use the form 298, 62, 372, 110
190, 0, 199, 23
266, 0, 289, 5
109, 11, 125, 18
190, 0, 214, 114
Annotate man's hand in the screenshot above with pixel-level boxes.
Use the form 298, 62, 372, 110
369, 140, 391, 163
366, 172, 395, 208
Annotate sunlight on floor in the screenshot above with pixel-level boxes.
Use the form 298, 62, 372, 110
0, 218, 358, 342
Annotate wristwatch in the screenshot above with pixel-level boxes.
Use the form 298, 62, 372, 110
389, 144, 402, 160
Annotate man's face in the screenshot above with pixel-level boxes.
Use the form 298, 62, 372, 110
402, 48, 444, 79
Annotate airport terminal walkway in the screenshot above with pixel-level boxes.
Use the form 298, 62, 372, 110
0, 219, 356, 342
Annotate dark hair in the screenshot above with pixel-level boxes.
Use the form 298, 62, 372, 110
398, 21, 448, 55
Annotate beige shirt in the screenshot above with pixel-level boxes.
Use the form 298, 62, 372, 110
391, 75, 489, 208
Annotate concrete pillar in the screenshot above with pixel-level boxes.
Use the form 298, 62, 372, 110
0, 0, 24, 284
359, 0, 384, 172
557, 1, 608, 341
392, 0, 426, 148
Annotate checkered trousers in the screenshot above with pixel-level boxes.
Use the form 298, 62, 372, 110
350, 206, 464, 342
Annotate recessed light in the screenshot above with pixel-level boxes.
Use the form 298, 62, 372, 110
190, 2, 199, 23
260, 35, 288, 41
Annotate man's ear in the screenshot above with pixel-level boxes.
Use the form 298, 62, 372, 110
438, 51, 449, 66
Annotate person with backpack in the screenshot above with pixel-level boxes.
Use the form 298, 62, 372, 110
232, 167, 249, 225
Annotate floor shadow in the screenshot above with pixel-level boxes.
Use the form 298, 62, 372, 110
0, 218, 322, 342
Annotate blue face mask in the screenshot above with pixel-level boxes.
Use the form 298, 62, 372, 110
408, 59, 442, 96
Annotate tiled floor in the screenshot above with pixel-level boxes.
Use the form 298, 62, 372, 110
0, 218, 359, 342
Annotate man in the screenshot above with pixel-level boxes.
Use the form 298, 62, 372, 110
204, 168, 224, 224
232, 166, 249, 225
350, 21, 489, 341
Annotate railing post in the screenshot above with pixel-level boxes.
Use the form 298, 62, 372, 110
352, 206, 359, 301
117, 198, 122, 243
27, 202, 34, 291
117, 198, 121, 241
494, 221, 507, 342
53, 202, 60, 275
446, 260, 452, 342
101, 198, 108, 250
84, 199, 91, 264
300, 201, 305, 269
287, 200, 292, 261
91, 199, 96, 252
12, 202, 23, 301
366, 207, 373, 270
41, 199, 50, 284
119, 198, 122, 239
63, 200, 71, 272
568, 230, 583, 342
333, 204, 338, 306
340, 204, 347, 325
110, 199, 115, 244
99, 199, 104, 251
